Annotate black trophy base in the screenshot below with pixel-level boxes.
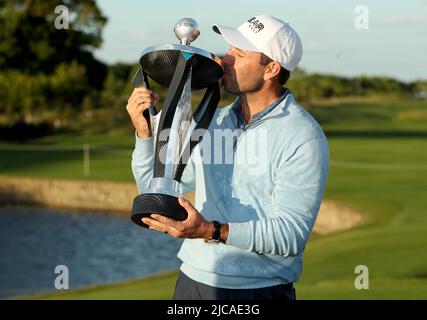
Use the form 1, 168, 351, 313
131, 193, 188, 228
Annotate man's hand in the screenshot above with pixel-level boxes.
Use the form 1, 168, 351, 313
213, 54, 224, 68
141, 197, 213, 240
126, 87, 159, 139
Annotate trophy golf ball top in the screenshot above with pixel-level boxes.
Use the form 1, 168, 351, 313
174, 18, 200, 45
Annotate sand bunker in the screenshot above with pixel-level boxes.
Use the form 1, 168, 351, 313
314, 201, 364, 235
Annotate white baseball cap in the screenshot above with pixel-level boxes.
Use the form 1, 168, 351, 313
212, 15, 303, 72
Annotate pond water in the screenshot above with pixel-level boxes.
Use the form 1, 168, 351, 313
0, 207, 183, 298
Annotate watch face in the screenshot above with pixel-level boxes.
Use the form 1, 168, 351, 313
207, 239, 221, 243
203, 221, 221, 243
204, 237, 220, 243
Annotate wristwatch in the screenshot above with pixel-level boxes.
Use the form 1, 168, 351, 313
204, 220, 222, 243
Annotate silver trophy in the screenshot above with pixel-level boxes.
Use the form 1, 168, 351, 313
131, 18, 223, 228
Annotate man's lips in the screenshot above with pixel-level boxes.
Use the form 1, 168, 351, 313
223, 68, 232, 77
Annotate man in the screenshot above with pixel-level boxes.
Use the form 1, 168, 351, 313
127, 15, 329, 300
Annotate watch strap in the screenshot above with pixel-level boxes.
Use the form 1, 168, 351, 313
212, 220, 221, 241
205, 220, 221, 243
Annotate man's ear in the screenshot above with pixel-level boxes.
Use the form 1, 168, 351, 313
263, 61, 281, 81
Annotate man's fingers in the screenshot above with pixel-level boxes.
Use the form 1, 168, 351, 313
131, 94, 153, 105
141, 217, 152, 226
150, 214, 178, 227
134, 104, 146, 114
134, 87, 151, 94
129, 88, 156, 102
142, 217, 170, 232
213, 54, 224, 67
134, 88, 159, 100
178, 197, 195, 213
149, 225, 165, 233
135, 97, 153, 106
142, 217, 162, 230
129, 98, 154, 115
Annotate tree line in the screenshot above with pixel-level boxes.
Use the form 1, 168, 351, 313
1, 0, 426, 137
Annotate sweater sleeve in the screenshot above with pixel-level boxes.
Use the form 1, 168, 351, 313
225, 137, 329, 257
131, 132, 196, 195
131, 133, 155, 194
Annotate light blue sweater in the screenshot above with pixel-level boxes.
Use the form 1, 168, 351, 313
131, 90, 329, 289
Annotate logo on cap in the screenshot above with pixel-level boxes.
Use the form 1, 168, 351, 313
247, 17, 264, 33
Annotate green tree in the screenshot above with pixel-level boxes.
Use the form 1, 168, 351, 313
50, 60, 88, 108
0, 0, 107, 88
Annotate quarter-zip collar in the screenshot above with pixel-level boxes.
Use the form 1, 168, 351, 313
231, 88, 289, 129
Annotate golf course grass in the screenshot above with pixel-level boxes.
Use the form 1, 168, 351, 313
2, 96, 427, 299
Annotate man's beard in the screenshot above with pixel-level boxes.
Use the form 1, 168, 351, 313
223, 78, 240, 95
223, 76, 264, 95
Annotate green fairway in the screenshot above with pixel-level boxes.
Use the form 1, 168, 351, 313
17, 271, 179, 300
0, 128, 136, 182
1, 95, 426, 182
297, 136, 427, 299
2, 96, 427, 299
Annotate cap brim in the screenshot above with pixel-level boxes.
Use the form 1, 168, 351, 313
212, 24, 260, 53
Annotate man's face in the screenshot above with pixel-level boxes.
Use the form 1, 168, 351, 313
221, 47, 266, 95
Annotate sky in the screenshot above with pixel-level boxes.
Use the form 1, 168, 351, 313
93, 0, 427, 82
